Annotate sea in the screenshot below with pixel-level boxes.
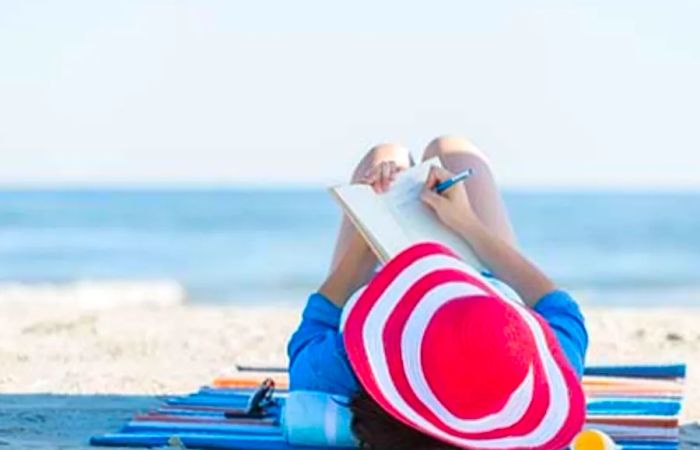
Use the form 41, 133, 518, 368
0, 189, 698, 307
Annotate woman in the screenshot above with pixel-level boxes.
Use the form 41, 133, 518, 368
287, 136, 588, 450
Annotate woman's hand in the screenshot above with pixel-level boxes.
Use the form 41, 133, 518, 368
321, 160, 407, 307
421, 166, 556, 307
420, 166, 480, 236
357, 161, 402, 193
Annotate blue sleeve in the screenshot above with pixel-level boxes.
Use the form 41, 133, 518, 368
287, 293, 360, 396
533, 290, 588, 378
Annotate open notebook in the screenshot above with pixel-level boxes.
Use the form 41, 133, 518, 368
330, 157, 484, 271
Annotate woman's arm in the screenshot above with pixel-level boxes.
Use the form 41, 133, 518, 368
318, 229, 376, 308
319, 161, 403, 307
421, 166, 555, 308
453, 220, 555, 307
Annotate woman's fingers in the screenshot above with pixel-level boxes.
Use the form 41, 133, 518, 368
420, 187, 443, 210
367, 164, 454, 194
360, 161, 405, 193
360, 169, 375, 184
425, 170, 438, 189
381, 162, 394, 191
425, 166, 453, 190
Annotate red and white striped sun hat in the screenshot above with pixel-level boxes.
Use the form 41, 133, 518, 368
342, 242, 585, 450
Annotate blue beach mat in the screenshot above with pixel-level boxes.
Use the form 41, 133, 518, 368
90, 364, 686, 449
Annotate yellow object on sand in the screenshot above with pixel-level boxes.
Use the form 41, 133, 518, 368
572, 429, 617, 450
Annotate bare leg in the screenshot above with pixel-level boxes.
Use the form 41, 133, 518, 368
422, 135, 517, 246
329, 143, 414, 272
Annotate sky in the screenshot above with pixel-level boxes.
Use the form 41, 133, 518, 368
0, 1, 699, 189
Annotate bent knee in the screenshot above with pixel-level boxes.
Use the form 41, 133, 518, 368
351, 143, 412, 182
367, 143, 412, 167
423, 135, 488, 162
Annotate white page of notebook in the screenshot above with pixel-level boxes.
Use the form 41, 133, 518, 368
332, 158, 484, 270
378, 159, 483, 269
331, 183, 410, 260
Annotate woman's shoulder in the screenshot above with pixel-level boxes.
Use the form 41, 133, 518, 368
532, 289, 588, 377
533, 290, 585, 320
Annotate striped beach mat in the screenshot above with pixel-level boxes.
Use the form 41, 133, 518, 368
90, 363, 686, 450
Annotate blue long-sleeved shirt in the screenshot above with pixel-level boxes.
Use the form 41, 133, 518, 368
287, 289, 588, 395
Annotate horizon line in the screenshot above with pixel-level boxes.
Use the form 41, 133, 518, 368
0, 182, 699, 194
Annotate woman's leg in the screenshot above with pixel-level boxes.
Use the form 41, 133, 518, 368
422, 135, 517, 246
329, 143, 414, 272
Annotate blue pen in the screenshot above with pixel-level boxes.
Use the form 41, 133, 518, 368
434, 168, 475, 194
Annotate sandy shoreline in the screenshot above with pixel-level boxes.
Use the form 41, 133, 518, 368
1, 303, 699, 448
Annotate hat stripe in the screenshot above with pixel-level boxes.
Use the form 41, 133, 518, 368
343, 242, 585, 449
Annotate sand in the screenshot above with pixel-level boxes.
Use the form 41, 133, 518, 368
0, 303, 699, 449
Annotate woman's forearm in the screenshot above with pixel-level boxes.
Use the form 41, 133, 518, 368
318, 231, 377, 308
419, 165, 555, 307
457, 221, 555, 308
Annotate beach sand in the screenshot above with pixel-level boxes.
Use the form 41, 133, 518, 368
1, 303, 699, 449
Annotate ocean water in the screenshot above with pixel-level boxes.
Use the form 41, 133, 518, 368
0, 189, 698, 307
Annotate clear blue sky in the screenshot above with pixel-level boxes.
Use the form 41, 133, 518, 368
1, 1, 698, 188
